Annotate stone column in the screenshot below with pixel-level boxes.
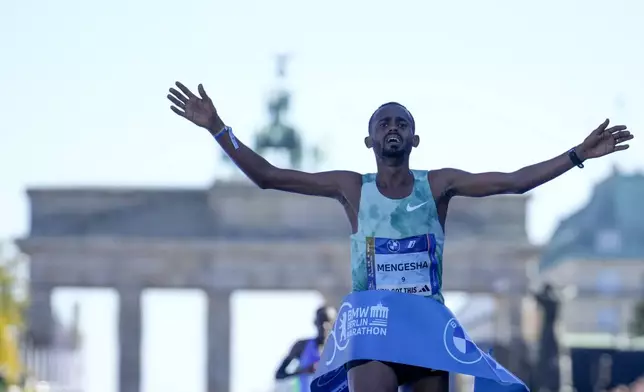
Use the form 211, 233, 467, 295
494, 295, 524, 342
495, 296, 530, 384
509, 297, 523, 339
118, 286, 142, 392
27, 284, 54, 346
207, 290, 231, 392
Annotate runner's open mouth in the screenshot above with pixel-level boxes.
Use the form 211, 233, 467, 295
386, 134, 402, 144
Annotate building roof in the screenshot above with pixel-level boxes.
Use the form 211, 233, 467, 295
27, 188, 219, 238
540, 169, 644, 270
23, 182, 355, 239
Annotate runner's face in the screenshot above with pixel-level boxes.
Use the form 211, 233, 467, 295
315, 308, 336, 338
370, 105, 415, 159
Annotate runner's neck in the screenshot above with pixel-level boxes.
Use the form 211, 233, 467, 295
375, 163, 412, 189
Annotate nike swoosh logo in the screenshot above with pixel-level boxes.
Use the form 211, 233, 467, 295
406, 202, 428, 212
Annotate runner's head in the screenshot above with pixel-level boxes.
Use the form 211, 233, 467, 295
365, 102, 419, 164
314, 306, 336, 340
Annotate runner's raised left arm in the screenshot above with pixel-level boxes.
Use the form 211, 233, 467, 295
440, 119, 633, 198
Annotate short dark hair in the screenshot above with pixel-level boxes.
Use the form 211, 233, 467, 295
315, 306, 333, 323
368, 102, 415, 133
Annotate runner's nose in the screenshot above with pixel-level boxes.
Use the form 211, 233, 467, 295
386, 126, 400, 135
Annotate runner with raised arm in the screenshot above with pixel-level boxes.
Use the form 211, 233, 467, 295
167, 81, 633, 392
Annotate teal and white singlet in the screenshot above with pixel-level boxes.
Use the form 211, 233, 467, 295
350, 170, 445, 304
313, 169, 529, 391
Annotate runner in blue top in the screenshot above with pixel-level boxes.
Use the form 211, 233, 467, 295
167, 81, 634, 392
275, 306, 336, 392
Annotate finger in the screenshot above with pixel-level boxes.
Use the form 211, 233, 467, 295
592, 119, 610, 135
169, 88, 188, 103
170, 106, 186, 117
198, 83, 210, 100
607, 125, 627, 134
167, 94, 185, 109
614, 144, 630, 151
175, 81, 197, 99
616, 134, 634, 144
613, 130, 631, 140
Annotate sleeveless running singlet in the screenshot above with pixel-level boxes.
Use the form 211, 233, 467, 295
311, 172, 528, 392
349, 170, 445, 303
312, 171, 529, 392
295, 339, 320, 392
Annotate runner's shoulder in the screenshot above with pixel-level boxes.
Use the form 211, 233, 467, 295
314, 170, 362, 195
288, 338, 310, 357
426, 169, 453, 195
329, 171, 362, 188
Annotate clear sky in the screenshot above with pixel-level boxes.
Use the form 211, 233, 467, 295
2, 0, 643, 391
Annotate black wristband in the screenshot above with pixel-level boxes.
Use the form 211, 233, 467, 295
568, 148, 584, 169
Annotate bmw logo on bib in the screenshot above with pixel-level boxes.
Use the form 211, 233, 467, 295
443, 318, 482, 364
386, 239, 400, 252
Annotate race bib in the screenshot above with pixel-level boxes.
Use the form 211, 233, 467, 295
366, 234, 440, 295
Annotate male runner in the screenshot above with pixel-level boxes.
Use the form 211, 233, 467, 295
275, 306, 336, 392
167, 81, 634, 392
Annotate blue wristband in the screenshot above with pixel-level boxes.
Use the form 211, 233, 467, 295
214, 126, 239, 150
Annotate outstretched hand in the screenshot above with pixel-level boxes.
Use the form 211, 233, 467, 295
578, 119, 634, 160
167, 82, 224, 132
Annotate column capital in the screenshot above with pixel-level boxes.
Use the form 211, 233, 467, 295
205, 288, 233, 297
116, 285, 145, 295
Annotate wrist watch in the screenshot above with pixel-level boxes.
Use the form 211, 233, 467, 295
568, 148, 584, 169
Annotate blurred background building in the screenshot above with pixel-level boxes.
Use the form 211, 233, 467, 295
540, 168, 644, 335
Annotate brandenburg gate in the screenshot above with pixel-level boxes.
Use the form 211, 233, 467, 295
18, 180, 537, 392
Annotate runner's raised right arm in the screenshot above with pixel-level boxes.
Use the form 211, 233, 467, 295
167, 81, 359, 199
214, 130, 355, 197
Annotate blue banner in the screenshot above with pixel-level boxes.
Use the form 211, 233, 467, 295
311, 291, 529, 392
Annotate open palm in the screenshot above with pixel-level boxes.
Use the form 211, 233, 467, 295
167, 82, 223, 131
579, 119, 634, 160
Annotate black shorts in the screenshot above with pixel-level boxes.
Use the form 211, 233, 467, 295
345, 360, 448, 386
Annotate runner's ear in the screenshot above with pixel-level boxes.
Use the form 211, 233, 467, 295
412, 135, 420, 148
364, 136, 373, 149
